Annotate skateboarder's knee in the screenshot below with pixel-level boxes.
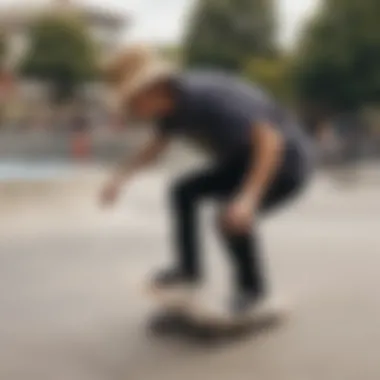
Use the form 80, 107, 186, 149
216, 212, 238, 236
216, 212, 247, 237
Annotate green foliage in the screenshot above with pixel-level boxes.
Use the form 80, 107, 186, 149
158, 44, 183, 65
21, 13, 98, 102
184, 0, 277, 71
244, 56, 292, 101
293, 0, 380, 113
0, 31, 7, 67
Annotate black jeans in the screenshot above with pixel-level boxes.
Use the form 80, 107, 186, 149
170, 145, 308, 295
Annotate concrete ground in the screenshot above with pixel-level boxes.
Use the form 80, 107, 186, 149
0, 165, 379, 380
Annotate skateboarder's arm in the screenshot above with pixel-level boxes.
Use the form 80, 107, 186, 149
240, 122, 284, 207
100, 134, 171, 206
114, 133, 171, 181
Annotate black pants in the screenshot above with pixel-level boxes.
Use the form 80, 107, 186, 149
170, 145, 308, 295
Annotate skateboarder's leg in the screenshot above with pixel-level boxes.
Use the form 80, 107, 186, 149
260, 150, 308, 215
169, 171, 211, 282
217, 149, 309, 312
216, 178, 302, 313
218, 217, 266, 297
169, 164, 243, 282
153, 155, 250, 289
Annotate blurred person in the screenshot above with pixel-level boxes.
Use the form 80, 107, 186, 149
100, 45, 315, 316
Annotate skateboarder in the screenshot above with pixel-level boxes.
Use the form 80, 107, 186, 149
101, 46, 314, 316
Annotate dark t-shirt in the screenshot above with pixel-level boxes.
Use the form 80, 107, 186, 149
159, 71, 313, 169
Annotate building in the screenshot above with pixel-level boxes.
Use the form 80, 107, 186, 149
0, 0, 131, 68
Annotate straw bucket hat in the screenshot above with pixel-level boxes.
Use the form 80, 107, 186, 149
103, 44, 177, 112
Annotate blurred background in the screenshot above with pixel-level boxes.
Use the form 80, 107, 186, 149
0, 0, 379, 167
0, 1, 379, 379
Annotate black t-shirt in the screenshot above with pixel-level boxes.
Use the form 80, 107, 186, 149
159, 71, 314, 169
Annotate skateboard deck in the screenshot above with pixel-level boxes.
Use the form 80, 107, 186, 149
189, 297, 288, 329
146, 290, 289, 342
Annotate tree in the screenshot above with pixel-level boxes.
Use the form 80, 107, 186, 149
184, 0, 277, 71
158, 44, 183, 65
21, 13, 98, 103
244, 56, 291, 101
0, 31, 7, 68
293, 0, 380, 114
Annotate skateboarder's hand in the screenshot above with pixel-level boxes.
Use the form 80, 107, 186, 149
223, 194, 256, 234
100, 177, 123, 207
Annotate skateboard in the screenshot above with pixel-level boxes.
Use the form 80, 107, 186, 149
146, 289, 289, 342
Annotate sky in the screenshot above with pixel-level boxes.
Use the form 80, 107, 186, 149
84, 0, 320, 47
0, 0, 320, 48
